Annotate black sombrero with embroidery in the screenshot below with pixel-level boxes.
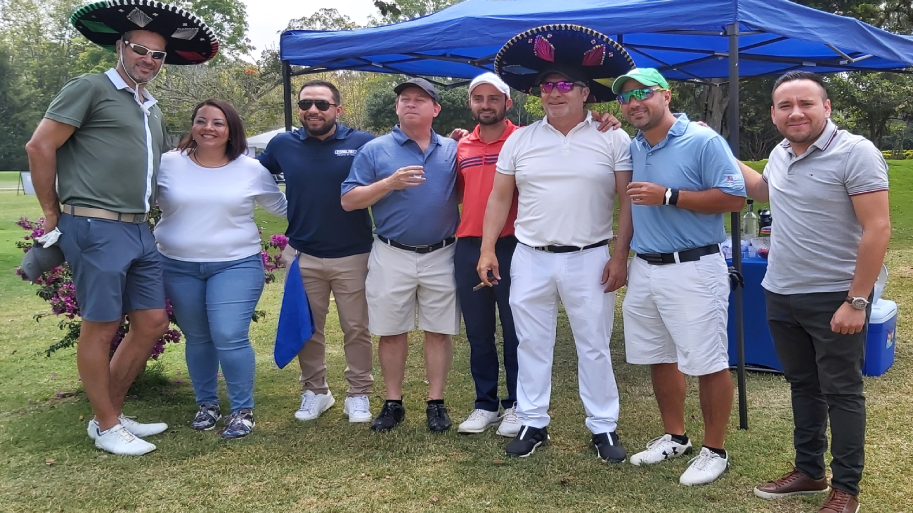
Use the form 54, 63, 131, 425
70, 0, 218, 65
494, 24, 635, 103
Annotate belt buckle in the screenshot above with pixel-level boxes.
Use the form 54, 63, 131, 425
414, 244, 431, 253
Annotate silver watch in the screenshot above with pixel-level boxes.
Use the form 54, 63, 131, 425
845, 296, 870, 310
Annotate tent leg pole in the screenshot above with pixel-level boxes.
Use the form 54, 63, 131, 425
727, 22, 748, 431
283, 60, 293, 131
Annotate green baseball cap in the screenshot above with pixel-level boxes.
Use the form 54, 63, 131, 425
611, 68, 669, 94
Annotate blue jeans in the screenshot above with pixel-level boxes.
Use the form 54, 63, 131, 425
454, 237, 519, 411
163, 254, 264, 412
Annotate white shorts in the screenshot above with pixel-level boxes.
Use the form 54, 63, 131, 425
622, 253, 730, 376
365, 239, 461, 336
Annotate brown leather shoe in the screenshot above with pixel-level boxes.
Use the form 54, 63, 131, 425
754, 468, 829, 499
818, 489, 860, 513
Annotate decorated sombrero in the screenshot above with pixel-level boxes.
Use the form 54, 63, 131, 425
70, 0, 218, 65
494, 24, 635, 103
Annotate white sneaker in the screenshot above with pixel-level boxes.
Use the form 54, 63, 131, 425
679, 447, 729, 486
294, 390, 335, 421
496, 405, 522, 437
88, 415, 168, 440
458, 409, 500, 433
630, 434, 693, 466
343, 396, 372, 423
94, 424, 156, 456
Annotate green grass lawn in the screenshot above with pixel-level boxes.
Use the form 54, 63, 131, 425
0, 171, 26, 191
0, 164, 911, 512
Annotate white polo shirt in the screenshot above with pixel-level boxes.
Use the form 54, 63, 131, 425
496, 112, 633, 247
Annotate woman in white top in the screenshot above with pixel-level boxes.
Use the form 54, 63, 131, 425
155, 99, 287, 439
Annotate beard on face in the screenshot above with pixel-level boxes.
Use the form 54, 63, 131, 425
473, 108, 506, 126
300, 113, 336, 137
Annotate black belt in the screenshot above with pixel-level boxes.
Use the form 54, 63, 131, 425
636, 244, 720, 265
524, 239, 608, 254
377, 235, 456, 254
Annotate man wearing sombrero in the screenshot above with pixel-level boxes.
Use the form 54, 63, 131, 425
25, 0, 218, 455
477, 25, 635, 461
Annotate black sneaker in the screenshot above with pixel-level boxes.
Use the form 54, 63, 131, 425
221, 409, 254, 439
191, 403, 221, 431
506, 426, 549, 457
592, 431, 626, 463
426, 403, 452, 432
371, 401, 406, 432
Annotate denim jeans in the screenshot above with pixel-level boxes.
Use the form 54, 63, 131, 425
163, 254, 264, 412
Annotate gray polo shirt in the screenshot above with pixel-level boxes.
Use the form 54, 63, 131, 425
761, 120, 888, 294
45, 69, 168, 214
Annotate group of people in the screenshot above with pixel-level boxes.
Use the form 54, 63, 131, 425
24, 5, 889, 512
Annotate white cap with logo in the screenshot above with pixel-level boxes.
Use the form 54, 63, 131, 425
468, 72, 510, 97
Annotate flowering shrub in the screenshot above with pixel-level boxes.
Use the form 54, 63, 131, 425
16, 218, 289, 359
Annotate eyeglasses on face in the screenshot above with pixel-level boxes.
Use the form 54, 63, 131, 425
538, 81, 583, 94
297, 99, 338, 111
124, 41, 167, 60
617, 87, 666, 105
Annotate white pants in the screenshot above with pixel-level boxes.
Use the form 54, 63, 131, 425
509, 243, 620, 434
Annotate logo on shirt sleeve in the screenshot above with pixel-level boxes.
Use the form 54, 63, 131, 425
335, 149, 358, 157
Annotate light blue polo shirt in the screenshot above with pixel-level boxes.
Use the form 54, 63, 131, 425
630, 114, 746, 254
342, 125, 459, 246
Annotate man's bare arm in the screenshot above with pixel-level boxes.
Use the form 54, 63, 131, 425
847, 190, 891, 298
737, 160, 769, 202
25, 118, 77, 232
476, 172, 515, 285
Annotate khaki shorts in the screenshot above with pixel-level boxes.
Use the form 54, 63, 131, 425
365, 240, 461, 336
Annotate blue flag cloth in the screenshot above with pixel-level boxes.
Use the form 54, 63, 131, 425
275, 254, 315, 369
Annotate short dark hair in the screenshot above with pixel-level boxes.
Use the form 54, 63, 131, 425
298, 80, 341, 104
771, 71, 829, 102
177, 99, 248, 161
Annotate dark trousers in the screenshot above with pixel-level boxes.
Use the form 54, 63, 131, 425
764, 289, 868, 496
454, 236, 519, 411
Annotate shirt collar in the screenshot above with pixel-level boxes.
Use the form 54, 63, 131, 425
543, 111, 594, 132
295, 123, 349, 141
392, 125, 442, 147
467, 119, 517, 144
634, 113, 689, 148
104, 68, 156, 106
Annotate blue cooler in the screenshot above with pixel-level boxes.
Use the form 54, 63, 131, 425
863, 299, 897, 377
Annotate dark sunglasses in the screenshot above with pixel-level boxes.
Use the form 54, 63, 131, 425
617, 87, 666, 105
124, 41, 167, 60
538, 81, 582, 94
297, 99, 338, 111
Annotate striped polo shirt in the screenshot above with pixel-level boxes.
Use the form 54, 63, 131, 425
456, 120, 518, 238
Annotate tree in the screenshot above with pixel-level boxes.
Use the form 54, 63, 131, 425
370, 0, 464, 24
178, 0, 251, 56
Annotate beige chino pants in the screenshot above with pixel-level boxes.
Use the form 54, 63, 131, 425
282, 246, 374, 396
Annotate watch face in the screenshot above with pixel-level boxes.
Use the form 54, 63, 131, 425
851, 297, 868, 309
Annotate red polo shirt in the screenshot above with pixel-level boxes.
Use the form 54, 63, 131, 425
456, 120, 519, 238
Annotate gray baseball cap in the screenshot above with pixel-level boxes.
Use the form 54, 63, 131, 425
19, 243, 65, 283
394, 77, 441, 103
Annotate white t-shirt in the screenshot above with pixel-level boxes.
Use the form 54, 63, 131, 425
496, 113, 633, 247
155, 151, 288, 262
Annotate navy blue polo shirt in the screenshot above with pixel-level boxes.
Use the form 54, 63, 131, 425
258, 124, 375, 258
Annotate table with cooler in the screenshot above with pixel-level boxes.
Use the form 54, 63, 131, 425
726, 256, 897, 377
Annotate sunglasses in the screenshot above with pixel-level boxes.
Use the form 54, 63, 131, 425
297, 99, 338, 111
617, 87, 666, 104
124, 41, 167, 60
538, 81, 582, 94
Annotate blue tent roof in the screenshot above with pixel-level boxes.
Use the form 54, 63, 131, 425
280, 0, 913, 81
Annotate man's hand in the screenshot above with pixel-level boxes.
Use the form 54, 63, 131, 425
477, 250, 500, 287
601, 255, 627, 292
592, 111, 622, 132
385, 165, 426, 190
831, 302, 867, 335
449, 128, 470, 141
40, 210, 60, 235
627, 181, 667, 206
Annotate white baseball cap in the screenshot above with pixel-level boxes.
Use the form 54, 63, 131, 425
468, 72, 510, 97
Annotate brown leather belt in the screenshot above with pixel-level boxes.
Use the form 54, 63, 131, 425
62, 204, 148, 223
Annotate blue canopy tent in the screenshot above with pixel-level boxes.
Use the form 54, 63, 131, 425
278, 0, 913, 429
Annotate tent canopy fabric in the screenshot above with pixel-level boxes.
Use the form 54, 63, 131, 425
247, 128, 287, 150
279, 0, 913, 82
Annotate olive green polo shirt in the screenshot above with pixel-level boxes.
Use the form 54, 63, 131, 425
45, 69, 169, 214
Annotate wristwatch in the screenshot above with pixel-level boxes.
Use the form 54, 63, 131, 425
845, 296, 870, 310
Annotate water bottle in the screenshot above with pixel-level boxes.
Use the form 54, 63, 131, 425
742, 200, 759, 240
